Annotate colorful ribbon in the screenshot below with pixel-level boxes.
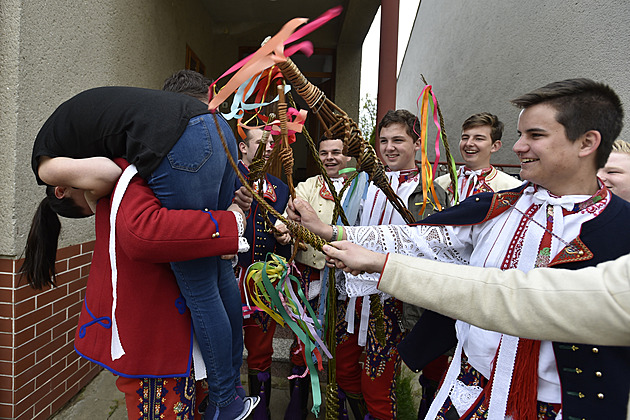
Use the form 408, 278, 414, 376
221, 71, 292, 121
208, 6, 343, 111
237, 107, 306, 144
414, 85, 450, 215
266, 107, 307, 144
244, 253, 332, 415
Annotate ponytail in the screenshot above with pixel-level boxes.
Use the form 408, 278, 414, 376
19, 186, 90, 289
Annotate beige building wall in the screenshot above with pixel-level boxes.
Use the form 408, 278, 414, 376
397, 0, 630, 167
1, 0, 222, 258
1, 0, 369, 258
0, 2, 232, 417
0, 2, 367, 417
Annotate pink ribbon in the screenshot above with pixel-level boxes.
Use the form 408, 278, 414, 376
208, 6, 343, 111
267, 108, 308, 144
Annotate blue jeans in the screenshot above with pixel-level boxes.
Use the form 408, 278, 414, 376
147, 113, 243, 408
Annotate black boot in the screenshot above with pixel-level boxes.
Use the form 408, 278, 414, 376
284, 365, 310, 420
417, 374, 439, 420
249, 370, 272, 420
345, 392, 367, 420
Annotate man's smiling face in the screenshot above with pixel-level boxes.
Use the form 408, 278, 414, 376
598, 151, 630, 201
318, 139, 350, 178
459, 125, 501, 171
378, 122, 420, 171
513, 103, 586, 196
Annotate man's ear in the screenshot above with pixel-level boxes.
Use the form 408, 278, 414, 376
578, 130, 601, 158
238, 142, 248, 155
490, 140, 503, 153
54, 186, 67, 199
414, 138, 422, 152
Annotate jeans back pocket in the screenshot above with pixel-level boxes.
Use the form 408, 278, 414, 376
167, 115, 213, 172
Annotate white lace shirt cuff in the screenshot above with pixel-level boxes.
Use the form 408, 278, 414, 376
231, 210, 250, 253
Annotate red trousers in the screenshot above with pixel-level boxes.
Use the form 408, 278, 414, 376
243, 311, 277, 372
335, 296, 405, 419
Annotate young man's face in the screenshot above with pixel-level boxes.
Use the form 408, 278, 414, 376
513, 103, 591, 196
598, 152, 630, 201
239, 128, 273, 166
318, 139, 350, 178
379, 122, 420, 171
459, 125, 501, 171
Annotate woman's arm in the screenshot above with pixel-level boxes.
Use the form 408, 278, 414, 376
38, 156, 122, 199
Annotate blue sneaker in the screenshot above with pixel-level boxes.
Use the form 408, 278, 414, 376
204, 395, 260, 420
236, 396, 260, 420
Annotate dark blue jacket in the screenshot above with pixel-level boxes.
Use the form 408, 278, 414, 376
236, 161, 291, 266
399, 183, 630, 420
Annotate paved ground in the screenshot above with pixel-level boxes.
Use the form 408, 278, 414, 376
50, 369, 309, 420
50, 370, 127, 420
49, 326, 421, 419
49, 329, 323, 419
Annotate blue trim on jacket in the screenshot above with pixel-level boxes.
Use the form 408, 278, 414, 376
236, 161, 291, 266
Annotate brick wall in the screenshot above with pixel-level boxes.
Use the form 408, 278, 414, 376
0, 241, 100, 420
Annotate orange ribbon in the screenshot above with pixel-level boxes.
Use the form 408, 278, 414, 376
208, 6, 343, 111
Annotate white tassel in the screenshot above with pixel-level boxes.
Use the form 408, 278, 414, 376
109, 165, 138, 360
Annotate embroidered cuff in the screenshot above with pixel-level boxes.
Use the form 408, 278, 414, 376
232, 211, 250, 253
232, 210, 245, 236
238, 237, 250, 253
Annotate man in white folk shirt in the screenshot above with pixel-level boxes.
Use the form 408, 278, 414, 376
275, 136, 364, 418
303, 110, 448, 419
415, 111, 521, 418
290, 79, 630, 420
435, 112, 522, 205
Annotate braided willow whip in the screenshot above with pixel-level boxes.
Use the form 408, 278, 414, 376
278, 58, 416, 224
245, 113, 288, 237
281, 61, 389, 347
276, 86, 297, 200
286, 92, 351, 227
324, 185, 344, 420
325, 383, 341, 420
211, 113, 327, 252
280, 63, 391, 416
246, 113, 275, 187
370, 294, 386, 344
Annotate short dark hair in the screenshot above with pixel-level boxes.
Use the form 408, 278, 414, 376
241, 127, 264, 146
318, 135, 343, 150
378, 109, 419, 141
162, 70, 213, 102
462, 112, 504, 143
511, 78, 624, 168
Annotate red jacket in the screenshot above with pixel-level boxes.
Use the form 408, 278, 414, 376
74, 160, 239, 377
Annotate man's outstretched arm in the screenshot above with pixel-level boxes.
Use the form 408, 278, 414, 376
323, 242, 630, 346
